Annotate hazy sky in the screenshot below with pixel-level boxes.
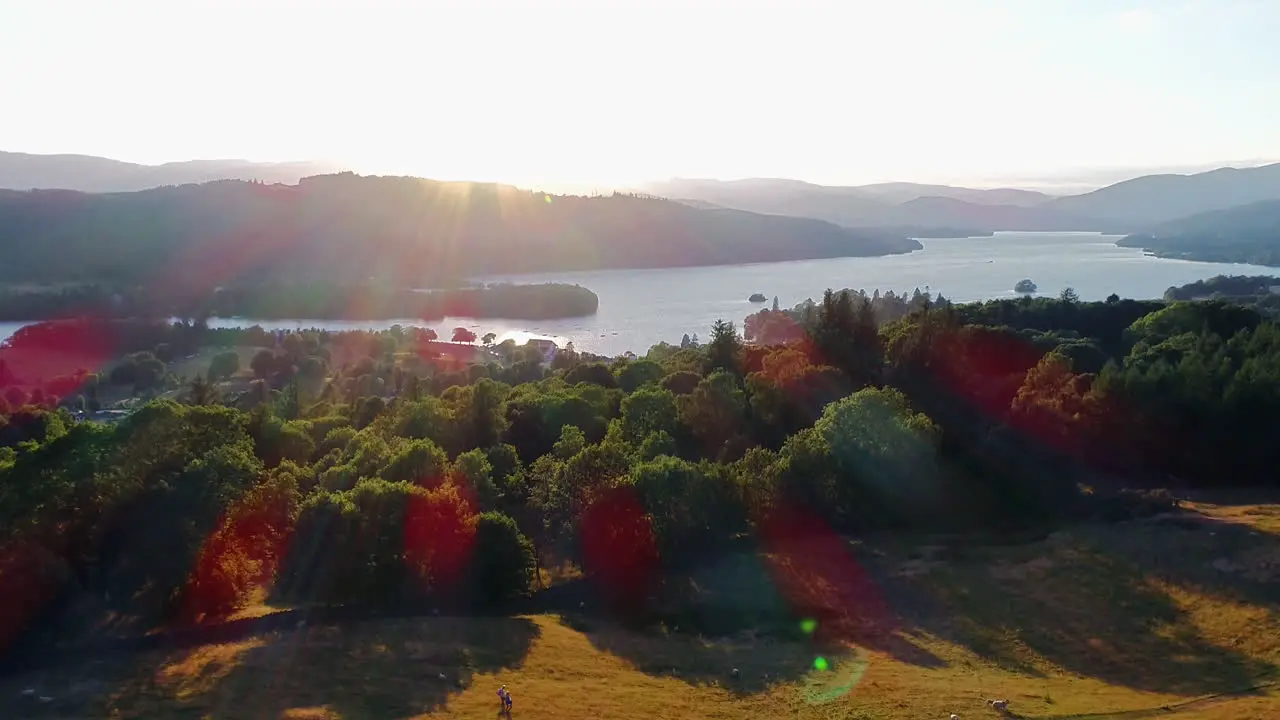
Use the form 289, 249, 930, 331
2, 0, 1277, 190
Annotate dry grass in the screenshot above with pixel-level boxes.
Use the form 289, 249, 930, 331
2, 503, 1278, 719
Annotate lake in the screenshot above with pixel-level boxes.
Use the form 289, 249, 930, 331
3, 233, 1277, 357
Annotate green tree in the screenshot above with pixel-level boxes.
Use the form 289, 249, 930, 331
381, 439, 450, 485
618, 386, 679, 445
704, 319, 743, 375
470, 512, 536, 603
452, 448, 498, 509
207, 351, 241, 381
678, 371, 746, 457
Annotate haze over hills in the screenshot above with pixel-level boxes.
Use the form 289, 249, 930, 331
640, 177, 1105, 232
1045, 162, 1280, 227
5, 150, 1280, 239
641, 162, 1280, 234
0, 151, 340, 193
0, 173, 920, 289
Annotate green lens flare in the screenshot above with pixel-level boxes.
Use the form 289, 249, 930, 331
800, 618, 818, 634
813, 656, 829, 671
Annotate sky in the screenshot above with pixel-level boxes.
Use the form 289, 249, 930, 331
2, 0, 1278, 191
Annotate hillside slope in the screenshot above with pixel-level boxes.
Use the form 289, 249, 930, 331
1048, 163, 1280, 227
1118, 199, 1280, 266
642, 178, 1106, 232
0, 174, 920, 288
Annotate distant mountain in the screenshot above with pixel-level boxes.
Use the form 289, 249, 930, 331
1117, 199, 1280, 266
884, 196, 1102, 232
0, 173, 921, 289
641, 178, 891, 227
1046, 163, 1280, 227
640, 178, 1101, 232
0, 151, 339, 192
850, 182, 1053, 207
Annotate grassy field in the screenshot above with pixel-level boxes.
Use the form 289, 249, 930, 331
2, 500, 1277, 719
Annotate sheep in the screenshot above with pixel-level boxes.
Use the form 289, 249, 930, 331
951, 714, 960, 720
987, 699, 1009, 713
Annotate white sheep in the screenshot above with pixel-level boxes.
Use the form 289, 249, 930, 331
987, 699, 1009, 712
950, 714, 960, 720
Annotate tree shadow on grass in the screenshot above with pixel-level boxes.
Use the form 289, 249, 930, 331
1078, 507, 1280, 609
891, 524, 1277, 697
553, 537, 945, 697
5, 616, 538, 719
558, 611, 835, 697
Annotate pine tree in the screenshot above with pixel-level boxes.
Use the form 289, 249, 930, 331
704, 319, 743, 375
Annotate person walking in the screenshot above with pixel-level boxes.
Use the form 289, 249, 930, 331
497, 684, 513, 716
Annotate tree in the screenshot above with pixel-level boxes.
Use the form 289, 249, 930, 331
208, 351, 240, 381
619, 386, 679, 445
452, 448, 498, 508
564, 362, 617, 388
1060, 287, 1080, 304
552, 424, 586, 460
614, 359, 665, 392
678, 371, 746, 456
482, 332, 497, 347
453, 327, 477, 343
470, 512, 536, 603
704, 319, 743, 375
250, 349, 276, 379
792, 386, 943, 528
382, 439, 450, 485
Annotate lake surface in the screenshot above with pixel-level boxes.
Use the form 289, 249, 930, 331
3, 233, 1277, 356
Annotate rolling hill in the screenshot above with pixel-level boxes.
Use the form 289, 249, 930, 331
643, 164, 1280, 234
1117, 199, 1280, 266
1047, 163, 1280, 227
0, 173, 921, 289
847, 181, 1052, 206
640, 177, 1106, 233
0, 151, 339, 193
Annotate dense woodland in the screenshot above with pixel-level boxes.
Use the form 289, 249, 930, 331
3, 289, 1279, 655
0, 174, 919, 291
1161, 275, 1280, 319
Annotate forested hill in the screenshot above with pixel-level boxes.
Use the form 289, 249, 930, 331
1117, 199, 1280, 266
0, 173, 920, 288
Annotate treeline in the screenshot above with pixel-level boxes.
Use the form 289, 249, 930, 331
1165, 275, 1280, 301
0, 174, 919, 291
0, 282, 598, 322
5, 291, 1280, 651
0, 318, 584, 409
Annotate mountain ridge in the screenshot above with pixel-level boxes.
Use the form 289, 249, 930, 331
640, 162, 1280, 233
0, 173, 922, 289
0, 151, 339, 193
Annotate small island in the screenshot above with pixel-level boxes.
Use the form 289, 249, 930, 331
748, 293, 768, 303
1014, 279, 1038, 294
